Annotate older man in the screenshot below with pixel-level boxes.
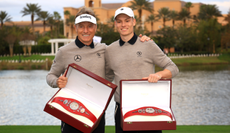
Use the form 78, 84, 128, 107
46, 7, 107, 133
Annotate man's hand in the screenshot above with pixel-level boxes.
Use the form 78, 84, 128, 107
139, 34, 152, 42
142, 73, 162, 83
57, 71, 68, 88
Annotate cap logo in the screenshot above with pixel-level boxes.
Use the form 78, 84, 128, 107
114, 7, 134, 20
75, 14, 97, 24
80, 15, 91, 19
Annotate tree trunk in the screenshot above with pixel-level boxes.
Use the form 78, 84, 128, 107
151, 22, 153, 36
50, 25, 53, 38
1, 22, 3, 29
138, 9, 142, 30
212, 40, 215, 53
71, 25, 74, 39
226, 43, 229, 52
23, 46, 27, 56
9, 43, 14, 57
57, 22, 60, 37
183, 19, 186, 27
172, 20, 175, 28
43, 21, 46, 35
31, 14, 34, 35
27, 45, 32, 56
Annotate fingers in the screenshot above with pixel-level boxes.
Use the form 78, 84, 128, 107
140, 35, 151, 42
143, 74, 161, 83
57, 76, 68, 88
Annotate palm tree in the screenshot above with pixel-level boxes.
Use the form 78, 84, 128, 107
4, 26, 22, 57
47, 16, 55, 38
198, 4, 222, 20
184, 2, 193, 12
174, 25, 197, 53
170, 10, 178, 28
0, 11, 12, 29
224, 9, 230, 24
19, 31, 35, 56
196, 18, 221, 53
157, 7, 171, 28
178, 8, 191, 27
21, 3, 41, 34
146, 14, 158, 36
221, 31, 230, 52
36, 11, 50, 34
129, 0, 153, 29
53, 11, 61, 37
64, 10, 70, 16
107, 16, 115, 28
221, 10, 230, 52
64, 10, 75, 39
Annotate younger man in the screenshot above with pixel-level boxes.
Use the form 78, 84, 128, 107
105, 7, 179, 133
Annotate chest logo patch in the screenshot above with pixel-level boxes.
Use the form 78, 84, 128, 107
137, 51, 142, 57
74, 55, 82, 62
97, 53, 102, 58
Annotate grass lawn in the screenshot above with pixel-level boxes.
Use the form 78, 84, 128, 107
0, 54, 229, 70
0, 125, 229, 133
171, 56, 229, 66
0, 55, 55, 61
1, 54, 229, 65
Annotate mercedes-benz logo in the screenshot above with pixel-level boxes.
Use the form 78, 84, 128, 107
74, 55, 82, 62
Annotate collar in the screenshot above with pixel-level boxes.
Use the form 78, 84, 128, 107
119, 33, 138, 46
75, 36, 94, 48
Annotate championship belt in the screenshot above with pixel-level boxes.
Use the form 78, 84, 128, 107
52, 97, 97, 123
124, 106, 172, 120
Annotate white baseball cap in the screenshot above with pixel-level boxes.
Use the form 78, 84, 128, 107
75, 14, 97, 24
114, 7, 134, 20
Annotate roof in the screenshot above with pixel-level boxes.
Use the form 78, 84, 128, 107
4, 21, 47, 27
102, 3, 124, 9
101, 2, 154, 9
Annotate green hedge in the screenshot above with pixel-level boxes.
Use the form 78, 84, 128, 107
2, 44, 51, 55
31, 44, 51, 53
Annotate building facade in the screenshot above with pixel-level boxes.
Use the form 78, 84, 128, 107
63, 0, 227, 39
3, 0, 226, 38
4, 21, 51, 34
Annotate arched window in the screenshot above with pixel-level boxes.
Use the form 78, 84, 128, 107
89, 0, 94, 7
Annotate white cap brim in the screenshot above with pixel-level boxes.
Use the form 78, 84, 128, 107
75, 14, 97, 24
114, 7, 134, 20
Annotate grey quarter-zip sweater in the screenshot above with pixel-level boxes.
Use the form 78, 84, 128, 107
46, 37, 106, 88
105, 34, 179, 103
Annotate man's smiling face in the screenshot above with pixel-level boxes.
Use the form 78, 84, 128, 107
75, 22, 97, 45
115, 14, 136, 38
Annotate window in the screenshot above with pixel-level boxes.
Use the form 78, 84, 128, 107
89, 0, 94, 7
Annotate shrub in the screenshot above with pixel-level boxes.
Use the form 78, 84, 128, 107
37, 36, 51, 45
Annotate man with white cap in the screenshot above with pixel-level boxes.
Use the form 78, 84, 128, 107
46, 7, 107, 133
46, 7, 151, 133
105, 7, 179, 133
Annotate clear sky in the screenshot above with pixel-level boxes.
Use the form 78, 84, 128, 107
0, 0, 229, 22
